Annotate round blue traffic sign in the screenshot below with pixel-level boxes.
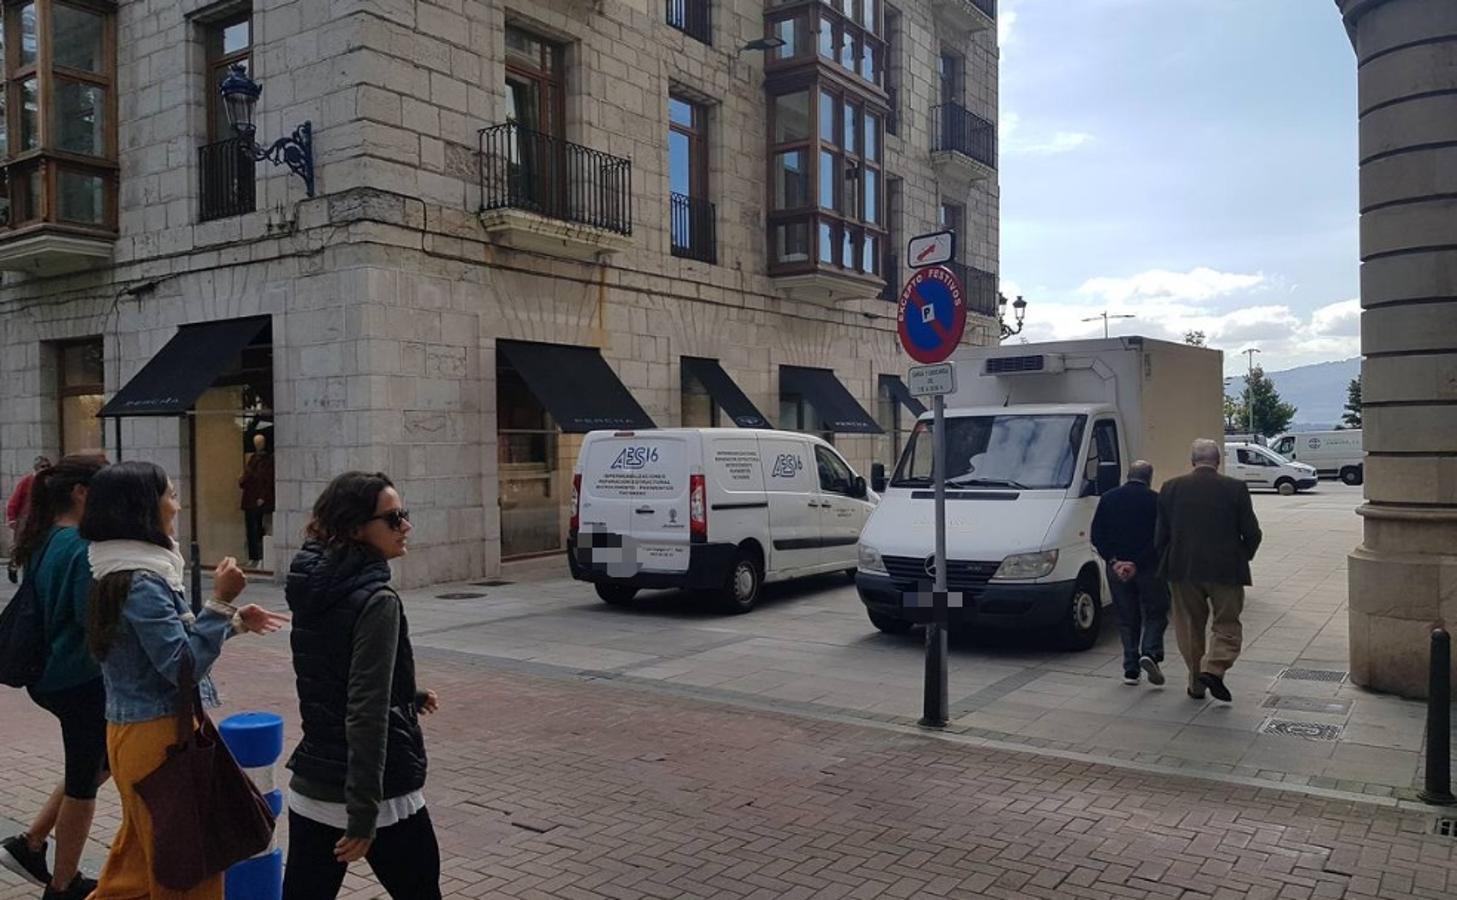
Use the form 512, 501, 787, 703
897, 266, 967, 364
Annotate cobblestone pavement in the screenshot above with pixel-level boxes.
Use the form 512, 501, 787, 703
3, 637, 1457, 899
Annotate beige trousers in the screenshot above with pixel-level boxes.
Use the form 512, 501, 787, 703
1169, 581, 1245, 689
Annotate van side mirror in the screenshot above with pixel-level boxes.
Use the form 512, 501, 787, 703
871, 463, 886, 493
853, 475, 868, 499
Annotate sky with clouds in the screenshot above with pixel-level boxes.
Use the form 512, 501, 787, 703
996, 0, 1360, 375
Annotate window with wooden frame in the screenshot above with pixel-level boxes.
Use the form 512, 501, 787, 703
0, 0, 117, 233
198, 10, 253, 221
765, 0, 884, 89
668, 94, 714, 262
56, 336, 103, 454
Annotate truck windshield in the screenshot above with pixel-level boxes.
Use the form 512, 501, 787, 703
891, 415, 1088, 490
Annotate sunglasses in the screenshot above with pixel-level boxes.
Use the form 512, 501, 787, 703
369, 509, 411, 531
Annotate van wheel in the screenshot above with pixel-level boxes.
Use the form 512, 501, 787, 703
1056, 576, 1102, 651
1340, 466, 1363, 486
595, 584, 637, 606
867, 609, 913, 635
1275, 478, 1296, 496
715, 551, 762, 614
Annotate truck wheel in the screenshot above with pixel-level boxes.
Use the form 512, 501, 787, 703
1276, 478, 1296, 496
867, 609, 913, 635
595, 584, 637, 606
1056, 576, 1102, 651
1340, 466, 1363, 486
715, 550, 762, 614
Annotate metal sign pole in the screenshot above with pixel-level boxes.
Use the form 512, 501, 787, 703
921, 391, 949, 728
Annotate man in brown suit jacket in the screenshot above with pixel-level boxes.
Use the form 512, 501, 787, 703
1155, 439, 1263, 702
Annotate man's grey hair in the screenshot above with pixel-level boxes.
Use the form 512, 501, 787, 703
1191, 439, 1222, 467
1127, 460, 1154, 484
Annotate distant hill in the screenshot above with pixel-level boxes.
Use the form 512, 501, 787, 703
1224, 358, 1360, 431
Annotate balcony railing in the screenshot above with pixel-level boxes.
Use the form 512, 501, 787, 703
946, 261, 999, 317
931, 103, 997, 170
479, 122, 633, 235
670, 192, 716, 263
666, 0, 711, 44
198, 137, 257, 222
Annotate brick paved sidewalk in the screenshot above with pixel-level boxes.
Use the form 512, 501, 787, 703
5, 638, 1456, 899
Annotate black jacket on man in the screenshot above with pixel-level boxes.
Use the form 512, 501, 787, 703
285, 541, 428, 839
1155, 466, 1263, 585
1090, 480, 1159, 570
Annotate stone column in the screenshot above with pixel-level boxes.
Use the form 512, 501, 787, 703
1338, 0, 1457, 697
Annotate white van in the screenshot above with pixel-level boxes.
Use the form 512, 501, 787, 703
567, 428, 876, 613
1269, 430, 1364, 485
1225, 442, 1318, 494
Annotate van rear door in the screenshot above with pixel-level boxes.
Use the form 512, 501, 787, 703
579, 433, 692, 573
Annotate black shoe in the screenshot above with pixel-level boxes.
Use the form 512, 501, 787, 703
42, 873, 96, 900
1139, 655, 1166, 686
0, 835, 50, 886
1199, 672, 1233, 703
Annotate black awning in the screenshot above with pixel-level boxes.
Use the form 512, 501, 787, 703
498, 340, 656, 433
682, 357, 771, 428
780, 365, 883, 434
882, 374, 927, 418
99, 316, 271, 417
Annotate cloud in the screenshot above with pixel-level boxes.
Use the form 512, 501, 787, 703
1001, 110, 1094, 157
1077, 267, 1267, 305
998, 6, 1019, 51
1309, 298, 1361, 337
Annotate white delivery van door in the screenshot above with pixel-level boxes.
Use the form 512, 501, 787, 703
758, 435, 821, 574
812, 444, 869, 569
1232, 447, 1274, 488
578, 433, 692, 573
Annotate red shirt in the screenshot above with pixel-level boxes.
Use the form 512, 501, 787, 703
6, 471, 36, 529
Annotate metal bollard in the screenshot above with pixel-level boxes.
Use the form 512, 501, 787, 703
1419, 628, 1455, 806
220, 712, 286, 899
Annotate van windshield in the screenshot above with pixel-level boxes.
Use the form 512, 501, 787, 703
892, 414, 1088, 490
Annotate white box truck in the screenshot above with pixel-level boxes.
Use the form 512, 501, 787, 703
1269, 430, 1364, 485
856, 337, 1224, 649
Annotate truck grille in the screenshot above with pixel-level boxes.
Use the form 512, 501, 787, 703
881, 555, 1000, 593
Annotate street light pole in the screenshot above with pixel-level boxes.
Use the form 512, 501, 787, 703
1243, 348, 1261, 436
1081, 311, 1136, 339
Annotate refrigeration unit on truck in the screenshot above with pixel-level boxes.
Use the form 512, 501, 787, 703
856, 337, 1225, 649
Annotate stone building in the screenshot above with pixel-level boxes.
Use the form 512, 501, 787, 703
0, 0, 1002, 587
1336, 0, 1457, 696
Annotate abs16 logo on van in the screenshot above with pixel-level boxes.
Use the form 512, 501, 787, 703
771, 454, 803, 479
610, 446, 660, 470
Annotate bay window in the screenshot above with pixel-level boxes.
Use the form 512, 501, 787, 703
767, 0, 884, 88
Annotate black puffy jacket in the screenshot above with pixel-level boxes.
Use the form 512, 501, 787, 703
284, 541, 427, 813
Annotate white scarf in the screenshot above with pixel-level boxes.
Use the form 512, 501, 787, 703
88, 539, 187, 594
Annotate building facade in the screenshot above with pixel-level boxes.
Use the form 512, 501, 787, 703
0, 0, 1001, 587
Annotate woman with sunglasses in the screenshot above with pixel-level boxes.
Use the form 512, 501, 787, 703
282, 471, 440, 899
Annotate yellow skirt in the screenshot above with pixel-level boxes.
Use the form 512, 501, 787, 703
91, 717, 222, 900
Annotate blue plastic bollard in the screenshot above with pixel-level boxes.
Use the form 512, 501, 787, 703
220, 712, 285, 900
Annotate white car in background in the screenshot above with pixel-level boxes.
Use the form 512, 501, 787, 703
1225, 442, 1318, 495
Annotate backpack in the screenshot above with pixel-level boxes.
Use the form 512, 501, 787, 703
0, 531, 58, 687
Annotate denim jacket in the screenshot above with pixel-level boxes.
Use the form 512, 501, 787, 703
98, 571, 234, 724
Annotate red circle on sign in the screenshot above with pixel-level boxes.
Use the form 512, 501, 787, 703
897, 266, 967, 364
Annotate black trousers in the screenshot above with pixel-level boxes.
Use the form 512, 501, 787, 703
244, 508, 267, 561
283, 807, 441, 900
27, 678, 108, 799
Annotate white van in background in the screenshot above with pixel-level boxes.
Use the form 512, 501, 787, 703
567, 428, 876, 613
1270, 430, 1364, 485
1225, 442, 1318, 495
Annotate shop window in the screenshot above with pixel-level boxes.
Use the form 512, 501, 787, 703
1, 0, 117, 232
876, 374, 910, 467
681, 365, 720, 427
779, 392, 833, 445
198, 9, 254, 222
497, 357, 563, 558
55, 337, 102, 454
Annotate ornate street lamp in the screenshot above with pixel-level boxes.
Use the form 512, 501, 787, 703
218, 64, 316, 198
998, 293, 1028, 339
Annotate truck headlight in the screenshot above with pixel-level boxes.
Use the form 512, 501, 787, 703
858, 544, 887, 575
993, 549, 1058, 581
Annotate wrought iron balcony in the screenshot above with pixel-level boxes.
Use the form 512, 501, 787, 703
479, 122, 633, 235
198, 137, 258, 223
670, 192, 717, 264
930, 104, 996, 190
666, 0, 711, 44
946, 261, 999, 317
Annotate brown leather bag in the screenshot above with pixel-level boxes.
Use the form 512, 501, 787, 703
135, 657, 275, 890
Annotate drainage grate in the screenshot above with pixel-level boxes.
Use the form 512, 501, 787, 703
1260, 719, 1343, 741
1436, 818, 1457, 838
1261, 695, 1353, 715
1279, 668, 1347, 683
436, 591, 487, 600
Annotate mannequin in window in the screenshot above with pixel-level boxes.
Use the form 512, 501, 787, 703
239, 433, 275, 568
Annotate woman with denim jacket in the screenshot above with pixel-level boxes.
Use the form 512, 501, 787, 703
80, 461, 288, 900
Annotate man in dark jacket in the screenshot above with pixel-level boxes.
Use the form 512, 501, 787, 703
1156, 439, 1263, 702
1091, 460, 1168, 686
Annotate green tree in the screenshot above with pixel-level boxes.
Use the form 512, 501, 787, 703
1223, 394, 1243, 432
1243, 367, 1297, 437
1184, 330, 1207, 347
1342, 376, 1362, 429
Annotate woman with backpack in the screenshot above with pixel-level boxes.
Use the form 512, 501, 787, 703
281, 471, 441, 900
81, 461, 288, 900
0, 454, 108, 900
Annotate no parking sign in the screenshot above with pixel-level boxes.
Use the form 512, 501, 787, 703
896, 266, 967, 364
